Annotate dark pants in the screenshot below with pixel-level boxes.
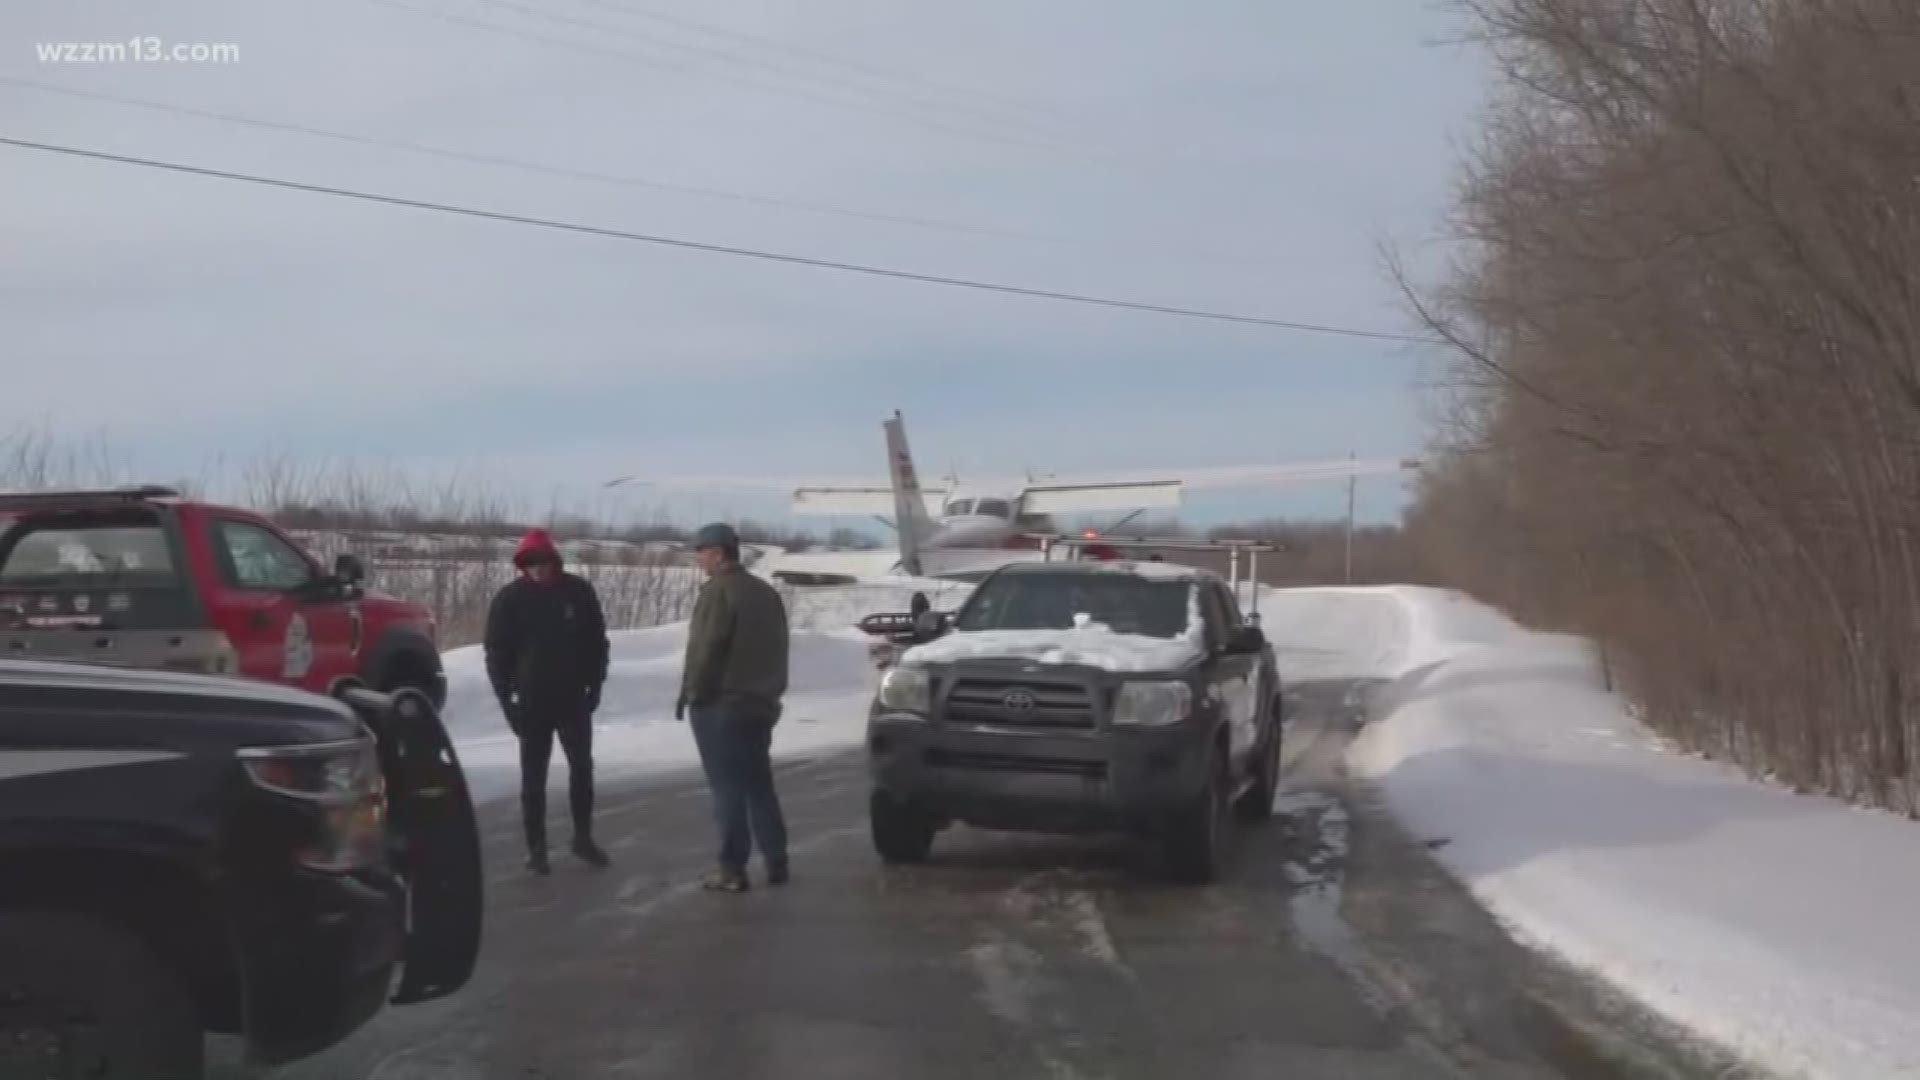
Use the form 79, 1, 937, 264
519, 707, 594, 852
689, 699, 788, 873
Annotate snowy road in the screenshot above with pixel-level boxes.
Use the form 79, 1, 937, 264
240, 681, 1715, 1080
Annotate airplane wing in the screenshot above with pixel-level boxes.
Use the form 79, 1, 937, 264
605, 455, 1419, 517
603, 475, 946, 516
791, 486, 947, 517
1013, 457, 1421, 515
1154, 457, 1422, 490
1018, 480, 1183, 516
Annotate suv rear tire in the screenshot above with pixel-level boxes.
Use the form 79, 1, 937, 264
1162, 744, 1229, 884
0, 909, 205, 1080
870, 790, 935, 864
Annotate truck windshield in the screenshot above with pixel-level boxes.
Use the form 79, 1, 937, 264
955, 572, 1192, 638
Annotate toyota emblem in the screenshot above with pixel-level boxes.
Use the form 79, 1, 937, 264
1002, 688, 1037, 713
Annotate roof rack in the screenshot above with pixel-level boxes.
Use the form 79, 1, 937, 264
1018, 532, 1283, 620
0, 485, 182, 509
1022, 532, 1282, 554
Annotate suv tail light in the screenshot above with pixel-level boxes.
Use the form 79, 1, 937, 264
238, 737, 388, 871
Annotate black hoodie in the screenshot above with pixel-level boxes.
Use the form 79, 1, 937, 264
483, 538, 609, 717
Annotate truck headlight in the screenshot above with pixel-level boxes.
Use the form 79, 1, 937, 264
239, 737, 388, 871
877, 665, 931, 715
1112, 680, 1191, 727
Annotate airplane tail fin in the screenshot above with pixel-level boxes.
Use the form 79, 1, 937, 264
884, 411, 937, 576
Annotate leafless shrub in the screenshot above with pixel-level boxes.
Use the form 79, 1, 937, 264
0, 425, 129, 490
1403, 0, 1920, 813
1208, 519, 1426, 586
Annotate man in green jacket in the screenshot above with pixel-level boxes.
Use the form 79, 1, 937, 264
678, 522, 791, 892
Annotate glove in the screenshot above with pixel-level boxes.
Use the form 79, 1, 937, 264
674, 694, 687, 721
585, 683, 602, 714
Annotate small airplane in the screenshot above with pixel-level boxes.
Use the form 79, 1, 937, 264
609, 411, 1421, 582
814, 412, 1420, 578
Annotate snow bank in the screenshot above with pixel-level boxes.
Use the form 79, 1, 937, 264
437, 577, 976, 802
777, 576, 974, 632
1290, 586, 1920, 1079
1255, 586, 1414, 683
441, 622, 882, 804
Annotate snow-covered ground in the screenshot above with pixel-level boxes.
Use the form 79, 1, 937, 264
440, 578, 961, 803
1262, 585, 1920, 1080
780, 576, 973, 631
438, 572, 1920, 1075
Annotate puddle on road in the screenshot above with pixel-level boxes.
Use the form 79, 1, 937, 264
1276, 788, 1398, 1016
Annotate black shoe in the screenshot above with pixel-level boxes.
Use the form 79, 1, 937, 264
572, 837, 610, 869
527, 850, 551, 875
766, 861, 790, 886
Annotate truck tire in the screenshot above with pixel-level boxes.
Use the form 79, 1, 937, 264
1235, 711, 1284, 823
1161, 744, 1229, 884
0, 908, 205, 1080
870, 790, 935, 864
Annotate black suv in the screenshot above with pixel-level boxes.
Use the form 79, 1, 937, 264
0, 658, 482, 1079
862, 561, 1284, 882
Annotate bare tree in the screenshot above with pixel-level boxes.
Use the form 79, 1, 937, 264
1404, 0, 1920, 812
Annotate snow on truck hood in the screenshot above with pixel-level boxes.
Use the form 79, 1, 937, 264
900, 623, 1206, 674
902, 578, 1210, 674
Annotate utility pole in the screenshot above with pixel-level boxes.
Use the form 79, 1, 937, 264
1344, 450, 1356, 584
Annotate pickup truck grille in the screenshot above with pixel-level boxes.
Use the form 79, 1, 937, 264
944, 677, 1097, 730
926, 749, 1106, 779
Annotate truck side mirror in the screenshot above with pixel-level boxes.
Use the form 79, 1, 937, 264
1225, 626, 1265, 655
913, 610, 946, 638
322, 553, 367, 601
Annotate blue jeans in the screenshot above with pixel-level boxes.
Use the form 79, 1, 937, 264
689, 698, 788, 873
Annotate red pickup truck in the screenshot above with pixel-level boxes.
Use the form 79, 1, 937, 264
0, 486, 445, 706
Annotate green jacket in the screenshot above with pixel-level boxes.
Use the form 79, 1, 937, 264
680, 565, 789, 710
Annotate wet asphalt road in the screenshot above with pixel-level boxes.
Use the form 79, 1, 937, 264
241, 679, 1725, 1080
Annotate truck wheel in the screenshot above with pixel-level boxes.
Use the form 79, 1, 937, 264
1162, 745, 1229, 884
870, 790, 935, 864
1235, 716, 1284, 823
0, 909, 205, 1080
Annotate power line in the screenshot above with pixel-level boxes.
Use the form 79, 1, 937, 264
561, 0, 1081, 131
368, 0, 1111, 161
1, 77, 1285, 270
473, 0, 1082, 143
0, 78, 1084, 251
0, 135, 1441, 344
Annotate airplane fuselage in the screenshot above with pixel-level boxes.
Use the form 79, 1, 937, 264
923, 491, 1046, 551
926, 512, 1019, 549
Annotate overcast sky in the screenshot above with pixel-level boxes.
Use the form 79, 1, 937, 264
2, 0, 1485, 531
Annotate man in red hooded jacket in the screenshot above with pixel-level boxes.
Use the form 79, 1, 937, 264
484, 528, 611, 874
